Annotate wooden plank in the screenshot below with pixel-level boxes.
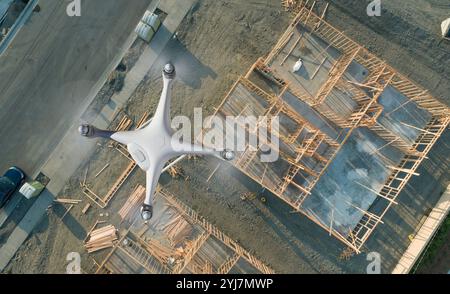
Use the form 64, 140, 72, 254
61, 205, 74, 221
54, 199, 82, 204
95, 164, 110, 178
207, 163, 221, 182
82, 203, 91, 215
118, 185, 146, 220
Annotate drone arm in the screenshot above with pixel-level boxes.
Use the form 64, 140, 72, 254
110, 130, 137, 146
143, 161, 165, 207
79, 124, 137, 146
171, 141, 223, 159
152, 77, 173, 130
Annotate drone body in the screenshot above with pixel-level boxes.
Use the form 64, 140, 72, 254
79, 64, 234, 220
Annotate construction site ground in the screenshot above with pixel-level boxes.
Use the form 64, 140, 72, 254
1, 0, 449, 273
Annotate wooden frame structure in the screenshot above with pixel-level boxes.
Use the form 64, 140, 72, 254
96, 188, 274, 274
205, 75, 340, 209
207, 4, 450, 253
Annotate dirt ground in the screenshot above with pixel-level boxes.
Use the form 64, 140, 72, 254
2, 0, 449, 274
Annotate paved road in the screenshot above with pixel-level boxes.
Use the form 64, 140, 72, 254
0, 190, 21, 228
0, 0, 152, 175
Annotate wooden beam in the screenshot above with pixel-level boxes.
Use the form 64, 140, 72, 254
329, 209, 334, 236
345, 200, 384, 224
354, 181, 398, 205
311, 57, 327, 80
388, 166, 420, 176
55, 198, 82, 204
217, 254, 240, 274
83, 166, 89, 186
61, 205, 74, 221
376, 137, 400, 152
207, 163, 222, 182
173, 232, 210, 274
314, 2, 329, 30
280, 34, 304, 66
347, 80, 384, 91
95, 164, 110, 178
400, 122, 438, 136
385, 100, 412, 117
82, 203, 91, 215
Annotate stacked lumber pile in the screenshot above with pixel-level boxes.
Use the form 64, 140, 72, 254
115, 115, 132, 131
85, 225, 118, 253
136, 111, 150, 128
162, 214, 192, 246
140, 239, 177, 264
240, 192, 256, 201
118, 185, 146, 220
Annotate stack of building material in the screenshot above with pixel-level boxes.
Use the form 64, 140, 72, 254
118, 185, 145, 220
85, 225, 118, 253
143, 239, 175, 264
162, 214, 191, 246
115, 115, 133, 131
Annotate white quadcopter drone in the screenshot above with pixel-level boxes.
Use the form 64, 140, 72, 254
79, 63, 235, 221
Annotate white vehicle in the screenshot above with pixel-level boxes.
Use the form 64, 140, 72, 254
79, 64, 235, 221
